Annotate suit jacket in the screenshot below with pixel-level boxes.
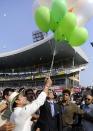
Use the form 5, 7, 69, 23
37, 101, 62, 131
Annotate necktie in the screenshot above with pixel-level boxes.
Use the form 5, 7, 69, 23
50, 102, 55, 117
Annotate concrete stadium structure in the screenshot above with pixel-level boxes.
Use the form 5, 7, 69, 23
0, 35, 88, 89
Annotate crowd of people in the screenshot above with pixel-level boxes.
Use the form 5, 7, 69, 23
0, 78, 93, 131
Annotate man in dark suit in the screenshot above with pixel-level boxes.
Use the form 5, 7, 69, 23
37, 89, 62, 131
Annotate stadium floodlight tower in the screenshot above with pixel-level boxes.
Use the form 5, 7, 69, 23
32, 30, 48, 43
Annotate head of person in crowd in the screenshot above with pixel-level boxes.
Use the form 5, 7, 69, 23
53, 91, 57, 99
62, 89, 71, 103
86, 87, 91, 91
25, 89, 35, 103
3, 88, 14, 102
81, 88, 84, 91
47, 89, 54, 101
36, 90, 42, 97
85, 94, 93, 105
57, 95, 63, 104
74, 93, 79, 101
9, 91, 27, 112
76, 95, 83, 105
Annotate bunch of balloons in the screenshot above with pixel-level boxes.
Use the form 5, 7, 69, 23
33, 0, 93, 46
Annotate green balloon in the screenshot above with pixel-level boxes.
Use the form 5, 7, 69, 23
54, 25, 65, 42
60, 12, 77, 42
51, 0, 67, 22
50, 12, 58, 32
69, 27, 88, 46
35, 6, 50, 32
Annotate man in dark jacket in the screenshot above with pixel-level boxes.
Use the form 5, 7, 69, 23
37, 89, 62, 131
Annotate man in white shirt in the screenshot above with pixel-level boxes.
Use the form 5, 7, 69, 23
9, 77, 52, 131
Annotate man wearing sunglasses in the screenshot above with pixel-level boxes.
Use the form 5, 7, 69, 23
81, 94, 93, 131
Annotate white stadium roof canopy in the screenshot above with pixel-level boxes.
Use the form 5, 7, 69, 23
0, 35, 88, 72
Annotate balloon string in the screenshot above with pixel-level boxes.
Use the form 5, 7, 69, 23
50, 49, 55, 72
50, 40, 56, 74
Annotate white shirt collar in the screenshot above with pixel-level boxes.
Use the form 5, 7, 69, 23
47, 100, 54, 103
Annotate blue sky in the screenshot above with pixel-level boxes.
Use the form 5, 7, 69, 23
80, 18, 93, 87
0, 0, 36, 52
0, 0, 93, 87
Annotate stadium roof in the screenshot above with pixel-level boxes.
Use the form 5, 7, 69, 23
0, 35, 88, 72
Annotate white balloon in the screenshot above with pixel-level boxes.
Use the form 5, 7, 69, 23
73, 0, 93, 26
32, 0, 40, 16
32, 0, 53, 16
66, 0, 79, 9
37, 0, 54, 9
